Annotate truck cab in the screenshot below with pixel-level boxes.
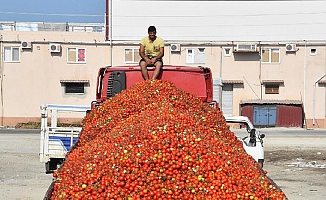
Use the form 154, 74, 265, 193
224, 116, 265, 167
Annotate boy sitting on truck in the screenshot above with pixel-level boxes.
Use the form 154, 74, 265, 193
139, 26, 165, 80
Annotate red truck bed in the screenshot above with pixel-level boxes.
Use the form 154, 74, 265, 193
95, 65, 214, 104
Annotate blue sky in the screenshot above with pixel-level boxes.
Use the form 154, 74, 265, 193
0, 0, 106, 23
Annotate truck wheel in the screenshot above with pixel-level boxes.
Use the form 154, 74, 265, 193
258, 159, 264, 168
45, 162, 54, 174
45, 159, 64, 174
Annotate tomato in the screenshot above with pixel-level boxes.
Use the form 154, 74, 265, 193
50, 80, 287, 200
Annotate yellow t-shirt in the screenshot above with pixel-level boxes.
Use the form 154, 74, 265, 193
140, 36, 164, 57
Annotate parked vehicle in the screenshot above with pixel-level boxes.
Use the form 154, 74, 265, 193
224, 116, 265, 167
39, 104, 90, 173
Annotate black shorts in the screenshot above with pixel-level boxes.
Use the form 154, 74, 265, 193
139, 55, 163, 66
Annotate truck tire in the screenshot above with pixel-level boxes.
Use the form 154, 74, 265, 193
258, 159, 264, 168
45, 158, 64, 174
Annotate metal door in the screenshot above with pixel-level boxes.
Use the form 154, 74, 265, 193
253, 105, 277, 127
222, 84, 233, 116
213, 79, 221, 104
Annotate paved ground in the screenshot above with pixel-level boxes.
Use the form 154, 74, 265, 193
260, 128, 326, 200
0, 131, 53, 200
0, 128, 325, 200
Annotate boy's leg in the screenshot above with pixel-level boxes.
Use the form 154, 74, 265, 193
139, 59, 149, 80
152, 60, 163, 80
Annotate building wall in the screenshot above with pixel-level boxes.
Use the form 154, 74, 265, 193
0, 30, 325, 128
0, 31, 109, 126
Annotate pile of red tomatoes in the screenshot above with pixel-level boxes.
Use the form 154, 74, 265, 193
50, 80, 287, 200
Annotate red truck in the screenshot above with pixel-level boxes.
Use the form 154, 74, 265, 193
43, 65, 265, 199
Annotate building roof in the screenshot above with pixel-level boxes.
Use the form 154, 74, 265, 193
240, 99, 302, 105
60, 80, 89, 83
222, 80, 244, 84
262, 80, 284, 84
319, 80, 326, 84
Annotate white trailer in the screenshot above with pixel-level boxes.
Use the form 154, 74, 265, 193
39, 104, 90, 173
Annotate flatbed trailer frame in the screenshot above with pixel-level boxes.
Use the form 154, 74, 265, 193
39, 104, 90, 173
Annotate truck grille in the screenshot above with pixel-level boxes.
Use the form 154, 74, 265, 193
107, 71, 126, 98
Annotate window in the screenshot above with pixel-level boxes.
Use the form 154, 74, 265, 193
67, 48, 86, 63
186, 49, 194, 63
186, 48, 206, 64
65, 83, 85, 94
261, 48, 280, 63
265, 84, 279, 94
3, 46, 20, 62
224, 48, 231, 56
198, 48, 205, 54
124, 48, 141, 63
61, 80, 88, 94
310, 48, 317, 55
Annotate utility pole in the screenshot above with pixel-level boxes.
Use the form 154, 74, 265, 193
105, 0, 109, 41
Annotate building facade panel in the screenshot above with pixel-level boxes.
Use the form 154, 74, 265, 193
110, 1, 326, 41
